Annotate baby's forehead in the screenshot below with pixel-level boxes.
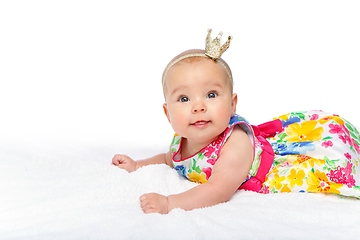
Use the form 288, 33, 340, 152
162, 51, 234, 96
164, 59, 232, 93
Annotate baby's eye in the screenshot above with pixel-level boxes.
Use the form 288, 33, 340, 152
207, 92, 218, 99
179, 96, 189, 102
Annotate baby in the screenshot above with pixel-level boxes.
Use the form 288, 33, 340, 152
113, 30, 360, 214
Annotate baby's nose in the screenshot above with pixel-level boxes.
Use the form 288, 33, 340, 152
192, 103, 206, 113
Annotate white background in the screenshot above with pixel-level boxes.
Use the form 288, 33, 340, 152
1, 0, 359, 154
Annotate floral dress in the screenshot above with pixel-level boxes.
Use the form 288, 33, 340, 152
171, 110, 360, 199
262, 110, 360, 198
171, 114, 267, 190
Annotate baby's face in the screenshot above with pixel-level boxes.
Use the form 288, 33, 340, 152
163, 58, 237, 145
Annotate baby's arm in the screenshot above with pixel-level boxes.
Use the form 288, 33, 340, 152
112, 151, 173, 172
140, 126, 254, 213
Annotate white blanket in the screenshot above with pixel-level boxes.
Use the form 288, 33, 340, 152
1, 135, 359, 240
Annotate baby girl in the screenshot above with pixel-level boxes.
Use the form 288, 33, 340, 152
112, 29, 360, 214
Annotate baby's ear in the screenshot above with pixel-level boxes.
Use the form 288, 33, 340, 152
163, 103, 171, 123
231, 93, 238, 115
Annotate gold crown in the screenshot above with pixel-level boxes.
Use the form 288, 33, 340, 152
205, 29, 233, 60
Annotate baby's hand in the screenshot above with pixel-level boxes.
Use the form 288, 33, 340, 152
112, 154, 136, 172
140, 193, 169, 214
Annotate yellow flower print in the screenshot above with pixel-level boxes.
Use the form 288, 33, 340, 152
281, 184, 291, 193
308, 158, 326, 168
271, 165, 281, 174
284, 155, 297, 165
187, 171, 208, 184
293, 155, 311, 168
285, 120, 324, 143
318, 115, 344, 126
287, 169, 305, 188
268, 173, 286, 190
306, 170, 342, 194
275, 113, 290, 122
293, 155, 326, 169
265, 165, 280, 182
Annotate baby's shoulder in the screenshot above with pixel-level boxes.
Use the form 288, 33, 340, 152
227, 125, 251, 143
222, 125, 253, 154
217, 125, 254, 170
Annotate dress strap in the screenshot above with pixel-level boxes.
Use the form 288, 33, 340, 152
239, 119, 283, 192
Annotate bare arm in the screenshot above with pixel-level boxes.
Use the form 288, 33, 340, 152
112, 150, 173, 172
135, 151, 173, 170
140, 126, 254, 213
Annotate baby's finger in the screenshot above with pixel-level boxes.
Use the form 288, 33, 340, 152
139, 194, 149, 207
111, 156, 121, 165
117, 164, 127, 170
143, 207, 158, 214
141, 202, 157, 214
139, 193, 149, 202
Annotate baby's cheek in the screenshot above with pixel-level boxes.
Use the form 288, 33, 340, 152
169, 114, 186, 133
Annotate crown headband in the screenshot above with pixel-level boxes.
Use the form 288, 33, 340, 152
162, 29, 233, 87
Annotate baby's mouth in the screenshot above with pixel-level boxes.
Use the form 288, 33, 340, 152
191, 120, 210, 128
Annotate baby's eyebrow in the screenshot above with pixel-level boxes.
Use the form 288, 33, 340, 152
207, 82, 223, 88
170, 85, 188, 96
